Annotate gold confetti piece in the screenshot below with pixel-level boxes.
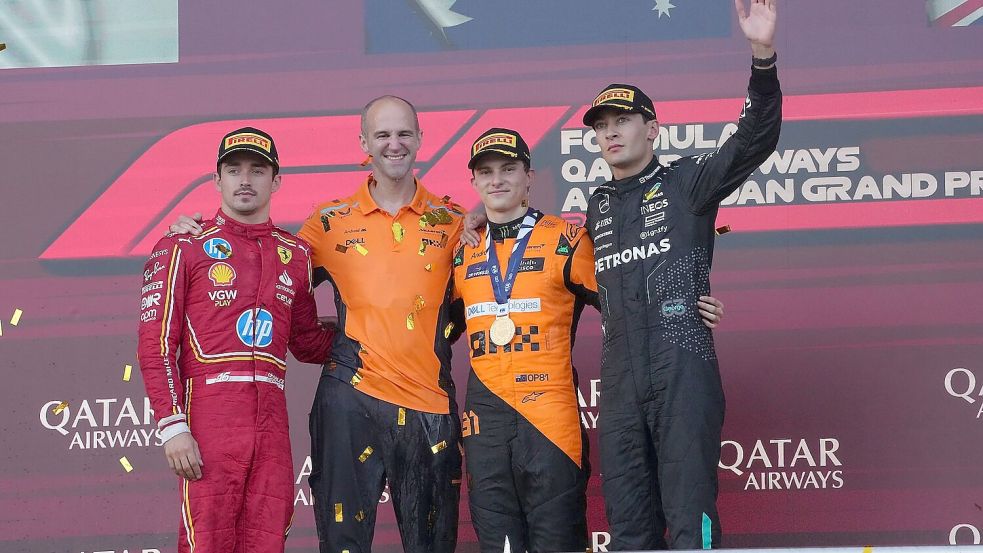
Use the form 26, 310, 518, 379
354, 244, 369, 256
414, 295, 425, 312
397, 407, 406, 426
10, 309, 22, 326
644, 183, 662, 201
0, 320, 3, 337
355, 510, 366, 522
419, 216, 428, 229
350, 373, 362, 386
335, 244, 349, 253
441, 195, 451, 203
425, 264, 432, 272
406, 313, 415, 330
358, 446, 374, 463
52, 401, 69, 415
392, 222, 405, 243
334, 503, 344, 522
431, 440, 448, 454
451, 478, 462, 485
443, 322, 454, 339
430, 209, 453, 225
123, 364, 132, 382
418, 242, 427, 256
119, 456, 134, 473
714, 225, 731, 236
0, 43, 5, 52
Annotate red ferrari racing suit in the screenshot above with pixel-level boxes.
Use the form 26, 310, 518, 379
137, 211, 333, 553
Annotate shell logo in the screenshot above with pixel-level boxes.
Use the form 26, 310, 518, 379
208, 262, 237, 286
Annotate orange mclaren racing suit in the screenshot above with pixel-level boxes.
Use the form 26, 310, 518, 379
452, 211, 598, 553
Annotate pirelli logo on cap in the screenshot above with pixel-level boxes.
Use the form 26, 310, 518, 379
224, 133, 272, 153
593, 88, 635, 107
472, 133, 517, 156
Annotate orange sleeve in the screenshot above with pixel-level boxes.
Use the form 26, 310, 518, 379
299, 207, 332, 284
563, 225, 599, 309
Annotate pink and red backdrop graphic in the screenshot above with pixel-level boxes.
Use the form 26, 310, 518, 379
2, 1, 982, 551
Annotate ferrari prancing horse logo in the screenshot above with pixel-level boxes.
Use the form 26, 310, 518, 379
277, 246, 292, 264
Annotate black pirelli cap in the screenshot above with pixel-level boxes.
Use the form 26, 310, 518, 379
468, 128, 531, 170
582, 84, 657, 126
217, 126, 279, 169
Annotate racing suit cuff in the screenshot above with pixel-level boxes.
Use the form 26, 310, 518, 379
749, 65, 780, 95
160, 422, 191, 443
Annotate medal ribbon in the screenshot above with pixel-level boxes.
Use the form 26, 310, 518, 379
485, 209, 541, 315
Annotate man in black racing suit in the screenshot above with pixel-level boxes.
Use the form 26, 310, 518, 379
583, 0, 782, 549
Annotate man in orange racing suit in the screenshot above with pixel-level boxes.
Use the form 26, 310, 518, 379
453, 128, 724, 552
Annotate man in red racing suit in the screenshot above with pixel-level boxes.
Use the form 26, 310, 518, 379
137, 126, 334, 552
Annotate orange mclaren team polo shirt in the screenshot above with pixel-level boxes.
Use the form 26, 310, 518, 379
299, 176, 465, 414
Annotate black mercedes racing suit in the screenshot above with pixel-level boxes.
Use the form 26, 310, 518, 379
586, 65, 781, 550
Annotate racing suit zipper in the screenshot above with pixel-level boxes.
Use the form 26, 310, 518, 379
618, 185, 647, 399
254, 237, 264, 381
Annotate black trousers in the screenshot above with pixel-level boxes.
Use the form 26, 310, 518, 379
599, 356, 725, 550
309, 374, 461, 553
464, 375, 589, 553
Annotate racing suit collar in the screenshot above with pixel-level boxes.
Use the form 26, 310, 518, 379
488, 212, 528, 242
607, 156, 662, 196
213, 209, 274, 239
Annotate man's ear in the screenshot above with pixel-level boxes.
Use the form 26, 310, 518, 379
647, 119, 660, 141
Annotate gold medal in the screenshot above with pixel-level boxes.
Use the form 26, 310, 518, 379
489, 316, 516, 346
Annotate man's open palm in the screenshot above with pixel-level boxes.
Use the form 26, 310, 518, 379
736, 0, 777, 47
